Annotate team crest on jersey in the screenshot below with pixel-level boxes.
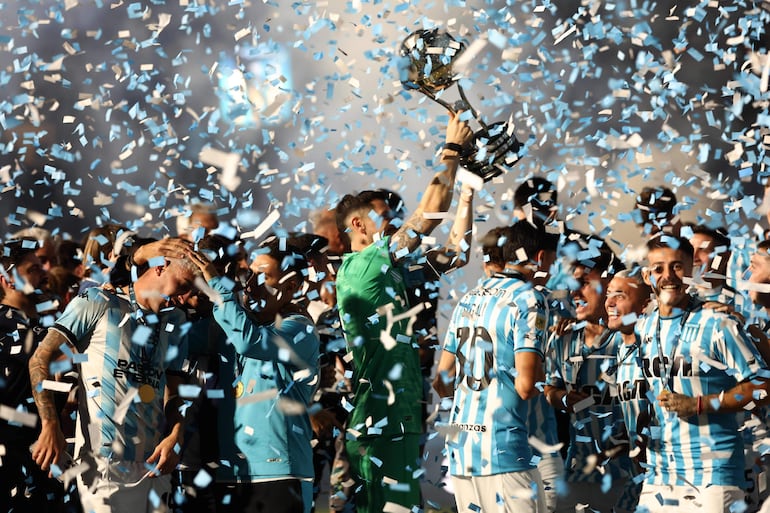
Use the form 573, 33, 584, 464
535, 314, 546, 330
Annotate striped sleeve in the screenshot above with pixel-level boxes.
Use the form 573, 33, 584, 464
511, 288, 547, 357
51, 287, 110, 351
712, 314, 767, 382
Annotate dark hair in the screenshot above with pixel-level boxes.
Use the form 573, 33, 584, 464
55, 239, 83, 272
502, 220, 559, 265
335, 190, 394, 242
636, 186, 677, 219
286, 232, 330, 262
646, 232, 694, 259
514, 176, 557, 219
759, 239, 770, 254
562, 230, 625, 277
0, 238, 40, 301
686, 223, 730, 252
256, 235, 309, 288
199, 234, 246, 280
480, 226, 511, 268
0, 238, 39, 271
47, 266, 81, 308
376, 189, 406, 219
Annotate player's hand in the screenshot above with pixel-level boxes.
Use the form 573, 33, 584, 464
133, 237, 193, 266
550, 317, 576, 336
657, 390, 697, 418
703, 301, 745, 324
186, 250, 219, 282
31, 420, 67, 474
145, 434, 180, 477
445, 110, 473, 149
562, 390, 590, 412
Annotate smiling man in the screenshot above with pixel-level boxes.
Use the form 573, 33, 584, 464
544, 234, 639, 513
634, 234, 770, 513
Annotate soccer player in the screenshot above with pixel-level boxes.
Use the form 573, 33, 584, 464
188, 236, 320, 513
604, 268, 652, 473
333, 111, 473, 513
476, 224, 563, 512
633, 186, 681, 237
685, 224, 747, 312
743, 240, 770, 510
635, 233, 770, 513
29, 254, 199, 513
433, 219, 557, 512
544, 234, 639, 513
0, 238, 63, 513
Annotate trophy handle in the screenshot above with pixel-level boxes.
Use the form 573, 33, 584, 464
419, 89, 458, 114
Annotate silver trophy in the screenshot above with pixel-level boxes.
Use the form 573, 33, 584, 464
400, 28, 522, 182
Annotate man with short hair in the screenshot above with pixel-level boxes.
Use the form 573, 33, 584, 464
29, 255, 199, 513
605, 268, 652, 477
479, 225, 563, 513
433, 220, 557, 513
633, 186, 680, 237
334, 112, 473, 513
685, 224, 746, 310
544, 234, 639, 513
0, 239, 62, 513
512, 176, 558, 225
634, 234, 770, 513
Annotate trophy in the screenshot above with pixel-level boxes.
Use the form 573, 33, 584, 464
400, 28, 522, 182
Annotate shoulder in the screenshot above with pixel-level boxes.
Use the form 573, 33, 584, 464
512, 282, 546, 310
66, 286, 120, 314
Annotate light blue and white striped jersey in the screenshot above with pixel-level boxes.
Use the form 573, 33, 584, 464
635, 296, 767, 487
528, 287, 567, 455
443, 273, 548, 477
52, 287, 188, 462
610, 330, 654, 461
547, 325, 634, 483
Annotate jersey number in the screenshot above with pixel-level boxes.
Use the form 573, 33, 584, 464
456, 326, 494, 391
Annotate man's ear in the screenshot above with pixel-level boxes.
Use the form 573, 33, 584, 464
154, 262, 168, 277
0, 273, 13, 290
642, 267, 652, 287
349, 215, 366, 236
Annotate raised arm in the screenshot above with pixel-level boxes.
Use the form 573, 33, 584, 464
29, 329, 71, 472
432, 349, 457, 399
426, 184, 475, 274
390, 112, 473, 258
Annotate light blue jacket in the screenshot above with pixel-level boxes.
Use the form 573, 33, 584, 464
210, 276, 320, 481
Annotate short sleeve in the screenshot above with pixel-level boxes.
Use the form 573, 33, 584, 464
712, 315, 766, 383
51, 288, 111, 351
511, 288, 547, 358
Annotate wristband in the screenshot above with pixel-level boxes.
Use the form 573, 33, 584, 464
444, 142, 465, 154
561, 392, 569, 412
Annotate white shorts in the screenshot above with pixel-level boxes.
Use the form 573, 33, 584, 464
452, 468, 546, 513
637, 483, 744, 513
537, 453, 565, 513
77, 457, 172, 513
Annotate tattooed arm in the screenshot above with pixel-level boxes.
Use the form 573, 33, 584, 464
390, 111, 473, 260
29, 329, 71, 472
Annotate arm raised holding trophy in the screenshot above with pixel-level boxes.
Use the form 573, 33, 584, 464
400, 28, 524, 182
